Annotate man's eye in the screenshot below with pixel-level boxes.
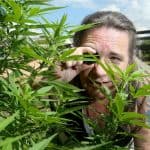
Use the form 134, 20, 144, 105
83, 53, 99, 65
110, 57, 121, 63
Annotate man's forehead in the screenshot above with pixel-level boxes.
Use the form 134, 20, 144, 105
83, 27, 129, 49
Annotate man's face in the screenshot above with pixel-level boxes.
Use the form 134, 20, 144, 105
79, 26, 130, 100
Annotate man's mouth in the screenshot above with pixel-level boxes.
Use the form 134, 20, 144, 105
86, 79, 115, 100
89, 78, 113, 89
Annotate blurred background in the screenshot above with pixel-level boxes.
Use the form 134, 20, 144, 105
44, 0, 150, 64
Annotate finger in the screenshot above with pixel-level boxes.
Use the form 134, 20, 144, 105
73, 47, 96, 55
81, 47, 96, 54
66, 61, 73, 67
66, 60, 79, 67
72, 60, 78, 66
76, 60, 83, 66
54, 65, 62, 78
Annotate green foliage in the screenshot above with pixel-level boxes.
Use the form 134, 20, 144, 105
0, 111, 19, 132
0, 0, 150, 150
29, 134, 57, 150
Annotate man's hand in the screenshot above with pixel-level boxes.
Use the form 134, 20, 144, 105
55, 47, 96, 82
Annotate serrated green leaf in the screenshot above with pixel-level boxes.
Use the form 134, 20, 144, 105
125, 64, 136, 76
50, 80, 84, 92
27, 24, 56, 29
0, 111, 19, 132
0, 133, 28, 147
29, 134, 57, 150
54, 14, 67, 38
113, 93, 127, 116
135, 84, 150, 97
72, 141, 113, 150
36, 86, 53, 95
129, 120, 150, 128
60, 48, 76, 59
128, 71, 144, 81
38, 6, 65, 14
21, 47, 50, 64
7, 1, 22, 20
2, 143, 12, 150
121, 112, 145, 121
28, 7, 41, 17
25, 0, 50, 6
69, 23, 94, 33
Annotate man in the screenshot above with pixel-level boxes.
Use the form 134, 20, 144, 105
56, 11, 150, 149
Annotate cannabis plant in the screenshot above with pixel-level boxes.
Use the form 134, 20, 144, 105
0, 0, 150, 150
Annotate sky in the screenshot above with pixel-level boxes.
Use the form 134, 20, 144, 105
44, 0, 150, 31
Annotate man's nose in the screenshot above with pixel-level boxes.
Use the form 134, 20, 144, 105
93, 63, 107, 77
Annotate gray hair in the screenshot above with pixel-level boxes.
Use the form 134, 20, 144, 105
73, 11, 136, 62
